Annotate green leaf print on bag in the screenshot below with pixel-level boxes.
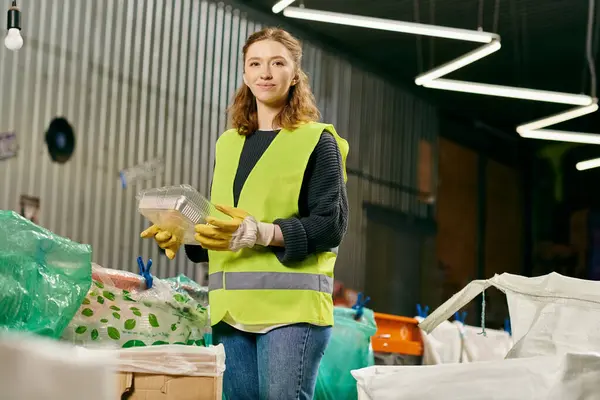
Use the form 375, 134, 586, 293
82, 298, 91, 305
103, 291, 116, 301
110, 305, 120, 311
93, 281, 104, 289
171, 323, 177, 332
123, 293, 135, 302
130, 307, 142, 317
152, 340, 169, 346
100, 318, 108, 323
148, 313, 159, 327
97, 296, 104, 304
91, 329, 99, 340
122, 340, 146, 348
113, 312, 120, 320
81, 308, 94, 317
124, 319, 136, 330
75, 326, 87, 334
173, 294, 187, 303
107, 327, 120, 340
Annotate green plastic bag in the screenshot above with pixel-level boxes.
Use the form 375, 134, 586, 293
315, 307, 377, 400
0, 210, 92, 338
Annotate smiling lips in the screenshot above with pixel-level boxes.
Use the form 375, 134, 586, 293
257, 83, 275, 90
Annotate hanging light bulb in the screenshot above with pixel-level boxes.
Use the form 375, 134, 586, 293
5, 0, 22, 51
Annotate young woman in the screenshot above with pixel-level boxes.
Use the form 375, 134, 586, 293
142, 27, 349, 399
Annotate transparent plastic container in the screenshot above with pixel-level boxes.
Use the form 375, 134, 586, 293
137, 185, 217, 244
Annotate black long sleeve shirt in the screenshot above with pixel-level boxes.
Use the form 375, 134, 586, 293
184, 129, 348, 265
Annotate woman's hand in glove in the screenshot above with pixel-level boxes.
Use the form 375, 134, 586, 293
194, 204, 278, 252
140, 225, 181, 260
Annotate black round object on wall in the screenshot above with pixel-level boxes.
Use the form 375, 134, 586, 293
45, 117, 75, 164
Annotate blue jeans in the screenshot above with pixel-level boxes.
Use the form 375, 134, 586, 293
213, 322, 332, 400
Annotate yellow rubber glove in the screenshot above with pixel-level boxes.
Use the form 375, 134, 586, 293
140, 225, 182, 260
194, 204, 275, 252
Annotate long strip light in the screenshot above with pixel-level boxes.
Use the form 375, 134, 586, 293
415, 41, 501, 85
422, 79, 594, 106
282, 7, 497, 43
516, 104, 599, 134
275, 3, 600, 148
272, 0, 296, 14
576, 157, 600, 170
516, 103, 600, 146
521, 130, 600, 145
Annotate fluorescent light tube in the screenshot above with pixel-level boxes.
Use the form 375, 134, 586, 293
415, 41, 501, 85
272, 0, 296, 14
282, 7, 498, 43
519, 129, 600, 145
422, 79, 595, 106
516, 104, 599, 134
576, 157, 600, 171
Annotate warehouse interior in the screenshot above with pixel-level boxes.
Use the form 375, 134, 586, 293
1, 0, 600, 399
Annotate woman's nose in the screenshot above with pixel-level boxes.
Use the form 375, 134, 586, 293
260, 65, 272, 79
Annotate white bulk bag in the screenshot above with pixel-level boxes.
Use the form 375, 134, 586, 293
459, 323, 512, 362
419, 272, 600, 358
417, 318, 511, 365
0, 332, 116, 400
352, 352, 600, 400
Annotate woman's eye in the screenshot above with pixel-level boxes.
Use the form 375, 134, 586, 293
249, 62, 259, 67
273, 61, 284, 66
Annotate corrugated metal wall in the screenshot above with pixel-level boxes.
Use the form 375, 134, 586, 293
0, 0, 438, 290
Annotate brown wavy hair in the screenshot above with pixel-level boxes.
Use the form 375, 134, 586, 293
228, 27, 321, 135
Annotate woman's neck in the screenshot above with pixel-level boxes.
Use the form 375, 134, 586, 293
256, 101, 284, 131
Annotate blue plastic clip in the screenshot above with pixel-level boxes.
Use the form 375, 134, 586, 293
504, 317, 511, 335
352, 292, 370, 320
416, 304, 430, 318
119, 171, 127, 189
137, 256, 153, 289
454, 311, 467, 324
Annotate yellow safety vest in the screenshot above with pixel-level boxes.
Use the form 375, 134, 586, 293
208, 122, 349, 327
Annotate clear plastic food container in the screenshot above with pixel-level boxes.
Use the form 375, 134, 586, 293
137, 185, 218, 244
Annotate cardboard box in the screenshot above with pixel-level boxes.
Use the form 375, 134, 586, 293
114, 344, 225, 400
117, 372, 223, 400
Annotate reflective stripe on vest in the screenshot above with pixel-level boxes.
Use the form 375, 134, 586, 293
208, 271, 333, 294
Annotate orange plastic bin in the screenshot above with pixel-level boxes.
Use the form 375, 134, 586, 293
371, 312, 423, 356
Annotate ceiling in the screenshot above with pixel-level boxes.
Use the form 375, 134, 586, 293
240, 0, 600, 142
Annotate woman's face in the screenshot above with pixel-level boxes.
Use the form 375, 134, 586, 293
243, 39, 296, 107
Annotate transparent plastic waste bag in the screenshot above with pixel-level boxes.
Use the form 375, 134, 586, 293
315, 307, 377, 400
0, 210, 92, 338
116, 343, 225, 377
165, 274, 209, 307
62, 264, 210, 348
